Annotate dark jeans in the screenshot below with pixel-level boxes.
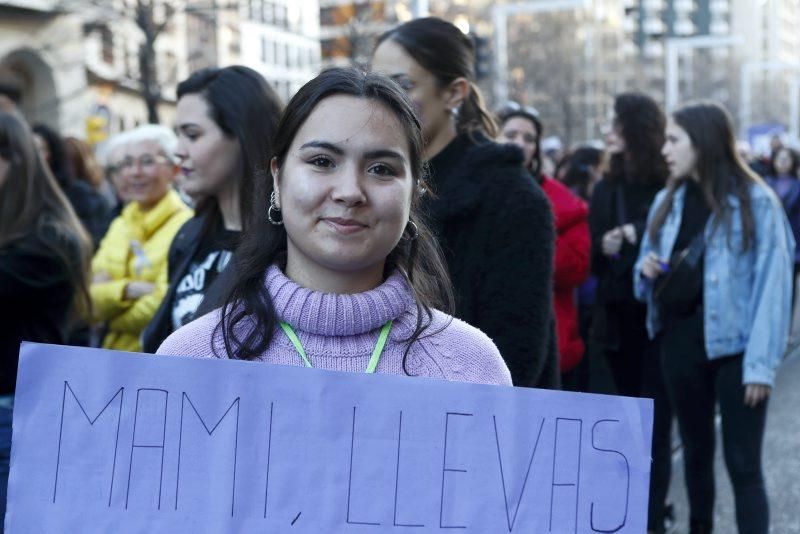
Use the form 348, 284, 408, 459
600, 303, 673, 532
0, 405, 11, 534
661, 310, 769, 533
642, 336, 673, 533
603, 303, 648, 397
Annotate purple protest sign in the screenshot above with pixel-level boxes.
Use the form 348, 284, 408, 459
6, 343, 652, 532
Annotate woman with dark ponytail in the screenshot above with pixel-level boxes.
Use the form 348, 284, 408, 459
372, 17, 558, 389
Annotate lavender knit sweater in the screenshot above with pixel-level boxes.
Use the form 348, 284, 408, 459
157, 264, 512, 386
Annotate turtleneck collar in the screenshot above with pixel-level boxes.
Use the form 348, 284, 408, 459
265, 264, 415, 336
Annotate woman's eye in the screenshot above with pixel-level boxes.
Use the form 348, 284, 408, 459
369, 163, 396, 177
309, 156, 334, 168
391, 76, 415, 92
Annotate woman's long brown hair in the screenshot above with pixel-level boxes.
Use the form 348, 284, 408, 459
648, 101, 760, 250
0, 112, 93, 316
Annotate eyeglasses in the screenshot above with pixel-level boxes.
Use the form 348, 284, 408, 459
118, 153, 171, 172
497, 101, 540, 121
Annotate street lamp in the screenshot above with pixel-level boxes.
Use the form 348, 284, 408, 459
664, 34, 740, 112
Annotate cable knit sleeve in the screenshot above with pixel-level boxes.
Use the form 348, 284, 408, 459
157, 308, 227, 358
410, 312, 513, 387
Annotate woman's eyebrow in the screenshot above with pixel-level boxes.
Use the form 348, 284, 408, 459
364, 149, 406, 163
299, 140, 344, 155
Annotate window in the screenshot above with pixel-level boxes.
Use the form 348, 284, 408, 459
262, 1, 273, 24
261, 36, 268, 63
275, 3, 287, 28
248, 0, 261, 21
100, 25, 114, 64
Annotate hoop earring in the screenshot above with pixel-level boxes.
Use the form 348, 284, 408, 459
267, 191, 283, 226
405, 220, 419, 241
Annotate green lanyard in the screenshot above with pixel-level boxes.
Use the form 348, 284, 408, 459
278, 320, 393, 373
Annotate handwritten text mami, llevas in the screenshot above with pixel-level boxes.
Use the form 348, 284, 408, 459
49, 382, 633, 532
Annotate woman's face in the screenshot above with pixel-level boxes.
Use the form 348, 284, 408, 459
662, 119, 698, 180
774, 148, 793, 176
120, 139, 176, 210
272, 95, 414, 280
604, 118, 626, 155
372, 39, 453, 151
174, 94, 241, 201
499, 116, 538, 170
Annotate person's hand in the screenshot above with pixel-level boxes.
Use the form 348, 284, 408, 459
744, 384, 771, 407
93, 271, 111, 283
124, 281, 155, 300
621, 223, 637, 245
602, 227, 624, 256
641, 252, 666, 280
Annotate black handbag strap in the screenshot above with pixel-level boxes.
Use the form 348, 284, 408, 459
684, 229, 706, 266
653, 229, 705, 300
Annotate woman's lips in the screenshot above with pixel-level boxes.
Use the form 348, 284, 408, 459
322, 217, 368, 235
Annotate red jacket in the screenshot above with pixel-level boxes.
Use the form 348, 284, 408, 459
540, 177, 590, 372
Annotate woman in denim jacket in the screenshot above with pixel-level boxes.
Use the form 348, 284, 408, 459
635, 101, 795, 534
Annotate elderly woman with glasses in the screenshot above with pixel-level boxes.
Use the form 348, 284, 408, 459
90, 124, 193, 352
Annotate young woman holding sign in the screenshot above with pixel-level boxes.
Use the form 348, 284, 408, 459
0, 111, 93, 528
635, 101, 794, 534
158, 68, 512, 386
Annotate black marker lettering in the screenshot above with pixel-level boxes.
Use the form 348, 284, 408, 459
393, 411, 423, 527
346, 406, 380, 526
125, 388, 168, 510
175, 393, 240, 516
264, 402, 274, 519
549, 418, 582, 533
439, 412, 472, 529
53, 382, 124, 506
590, 419, 629, 533
493, 415, 546, 531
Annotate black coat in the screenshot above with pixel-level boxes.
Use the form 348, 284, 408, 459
59, 178, 113, 249
426, 134, 558, 388
0, 229, 77, 394
588, 177, 662, 349
589, 178, 662, 304
140, 214, 232, 353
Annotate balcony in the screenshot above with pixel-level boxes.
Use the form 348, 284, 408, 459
643, 17, 665, 34
710, 0, 729, 15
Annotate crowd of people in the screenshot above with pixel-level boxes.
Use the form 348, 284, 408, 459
1, 16, 798, 534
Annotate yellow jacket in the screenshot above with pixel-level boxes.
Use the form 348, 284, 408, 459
90, 190, 193, 352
